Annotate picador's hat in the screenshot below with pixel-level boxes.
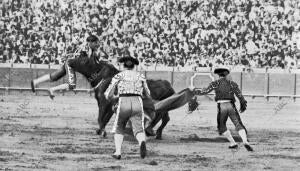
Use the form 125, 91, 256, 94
118, 56, 139, 66
86, 35, 99, 42
214, 66, 230, 75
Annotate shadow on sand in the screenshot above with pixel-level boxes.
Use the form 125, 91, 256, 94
180, 134, 242, 143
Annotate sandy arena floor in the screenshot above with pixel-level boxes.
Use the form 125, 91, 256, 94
0, 93, 300, 171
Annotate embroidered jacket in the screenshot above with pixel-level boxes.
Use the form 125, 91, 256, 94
104, 70, 151, 99
194, 77, 246, 103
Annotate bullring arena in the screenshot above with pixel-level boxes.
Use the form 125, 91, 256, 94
1, 0, 300, 170
0, 65, 300, 170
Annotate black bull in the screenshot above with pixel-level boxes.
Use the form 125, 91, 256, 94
49, 54, 195, 139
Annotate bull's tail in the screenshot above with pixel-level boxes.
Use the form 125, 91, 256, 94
154, 88, 195, 112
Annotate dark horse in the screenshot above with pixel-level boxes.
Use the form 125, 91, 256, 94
62, 53, 178, 139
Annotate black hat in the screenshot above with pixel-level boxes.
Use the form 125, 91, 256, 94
86, 35, 99, 42
118, 56, 139, 66
214, 66, 230, 75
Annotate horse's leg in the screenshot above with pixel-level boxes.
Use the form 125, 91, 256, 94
148, 111, 163, 129
142, 97, 156, 136
94, 88, 108, 136
99, 103, 115, 137
94, 79, 113, 137
142, 110, 156, 136
103, 105, 114, 127
96, 98, 114, 138
156, 112, 170, 140
96, 102, 108, 137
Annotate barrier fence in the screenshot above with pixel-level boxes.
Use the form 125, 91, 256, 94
0, 65, 299, 101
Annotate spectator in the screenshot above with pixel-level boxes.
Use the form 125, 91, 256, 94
0, 0, 299, 69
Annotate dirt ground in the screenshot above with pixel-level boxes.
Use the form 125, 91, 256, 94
0, 93, 300, 171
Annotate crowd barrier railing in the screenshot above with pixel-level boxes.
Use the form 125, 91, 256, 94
0, 64, 299, 101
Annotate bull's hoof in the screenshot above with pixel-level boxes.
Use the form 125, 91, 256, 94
96, 129, 107, 137
96, 129, 101, 135
156, 130, 163, 139
101, 130, 107, 138
155, 134, 162, 140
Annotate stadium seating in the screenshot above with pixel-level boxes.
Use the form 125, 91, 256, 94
0, 0, 299, 70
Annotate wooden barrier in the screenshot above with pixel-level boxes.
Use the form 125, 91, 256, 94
172, 72, 195, 91
269, 73, 294, 96
0, 66, 300, 100
0, 67, 9, 87
145, 71, 172, 84
242, 72, 265, 96
10, 68, 33, 88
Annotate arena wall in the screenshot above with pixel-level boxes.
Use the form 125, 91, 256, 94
0, 66, 298, 99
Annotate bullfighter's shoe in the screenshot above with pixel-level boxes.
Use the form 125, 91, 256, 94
244, 144, 254, 152
140, 141, 147, 159
47, 89, 55, 100
228, 144, 238, 149
112, 154, 121, 160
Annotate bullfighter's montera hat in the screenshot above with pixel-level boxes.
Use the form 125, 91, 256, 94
118, 56, 139, 66
214, 66, 230, 75
86, 35, 99, 42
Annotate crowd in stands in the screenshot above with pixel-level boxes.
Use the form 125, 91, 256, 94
0, 0, 300, 70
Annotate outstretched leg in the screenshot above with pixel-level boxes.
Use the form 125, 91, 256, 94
48, 83, 70, 100
46, 61, 76, 99
31, 74, 50, 93
156, 112, 170, 140
31, 65, 66, 92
